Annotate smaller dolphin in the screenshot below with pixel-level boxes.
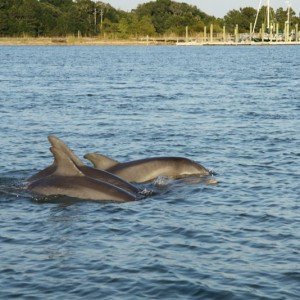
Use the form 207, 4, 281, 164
27, 136, 139, 195
28, 147, 136, 202
84, 153, 211, 183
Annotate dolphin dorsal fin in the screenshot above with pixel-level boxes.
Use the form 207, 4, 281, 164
50, 147, 84, 177
48, 135, 84, 167
84, 153, 119, 170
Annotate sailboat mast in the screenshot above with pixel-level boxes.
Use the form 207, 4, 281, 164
253, 0, 263, 35
267, 0, 270, 31
287, 1, 290, 24
286, 0, 291, 42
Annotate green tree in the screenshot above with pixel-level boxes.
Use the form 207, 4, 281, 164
275, 7, 298, 31
8, 0, 41, 36
224, 7, 257, 33
73, 0, 95, 36
118, 16, 130, 38
100, 18, 119, 37
138, 15, 156, 36
1, 0, 297, 38
0, 0, 10, 35
37, 2, 62, 36
40, 0, 71, 6
135, 0, 215, 35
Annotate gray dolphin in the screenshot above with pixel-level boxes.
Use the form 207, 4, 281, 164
27, 136, 139, 195
28, 147, 136, 202
84, 153, 211, 183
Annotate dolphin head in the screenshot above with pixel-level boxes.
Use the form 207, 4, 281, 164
178, 158, 210, 176
194, 161, 210, 175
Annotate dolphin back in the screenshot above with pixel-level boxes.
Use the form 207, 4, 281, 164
28, 175, 136, 202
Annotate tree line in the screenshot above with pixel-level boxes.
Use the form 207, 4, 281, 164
0, 0, 299, 37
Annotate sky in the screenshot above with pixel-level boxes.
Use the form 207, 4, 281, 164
102, 1, 300, 17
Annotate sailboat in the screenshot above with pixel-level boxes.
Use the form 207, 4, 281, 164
252, 0, 291, 42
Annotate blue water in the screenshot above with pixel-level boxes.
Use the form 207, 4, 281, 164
0, 45, 299, 299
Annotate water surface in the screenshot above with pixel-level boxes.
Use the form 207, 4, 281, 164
0, 45, 299, 299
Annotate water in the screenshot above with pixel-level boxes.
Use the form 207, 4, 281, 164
0, 45, 299, 299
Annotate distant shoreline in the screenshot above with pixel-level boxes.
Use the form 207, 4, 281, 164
0, 37, 155, 46
1, 37, 299, 46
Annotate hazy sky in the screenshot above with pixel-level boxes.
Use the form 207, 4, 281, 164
102, 1, 300, 17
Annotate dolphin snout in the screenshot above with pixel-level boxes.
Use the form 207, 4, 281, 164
209, 169, 217, 176
205, 178, 218, 185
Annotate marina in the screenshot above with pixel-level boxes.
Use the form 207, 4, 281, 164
171, 0, 300, 46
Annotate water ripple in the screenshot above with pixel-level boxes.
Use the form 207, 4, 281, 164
0, 45, 299, 299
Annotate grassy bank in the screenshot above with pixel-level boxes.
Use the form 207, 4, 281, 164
2, 36, 299, 46
0, 36, 155, 46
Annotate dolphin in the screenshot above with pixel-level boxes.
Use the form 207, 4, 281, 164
84, 153, 211, 183
27, 136, 139, 195
28, 147, 136, 202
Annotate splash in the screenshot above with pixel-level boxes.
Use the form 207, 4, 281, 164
153, 176, 172, 187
